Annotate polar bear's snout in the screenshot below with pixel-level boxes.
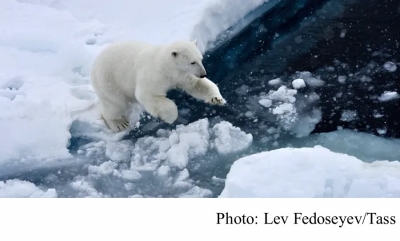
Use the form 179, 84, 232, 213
198, 63, 207, 78
200, 72, 207, 78
199, 66, 207, 78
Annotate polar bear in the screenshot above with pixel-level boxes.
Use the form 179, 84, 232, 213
90, 39, 226, 132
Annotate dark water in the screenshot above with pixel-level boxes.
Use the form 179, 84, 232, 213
165, 0, 400, 139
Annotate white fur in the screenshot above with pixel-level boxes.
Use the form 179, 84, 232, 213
90, 40, 226, 132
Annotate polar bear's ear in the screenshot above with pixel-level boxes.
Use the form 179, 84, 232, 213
171, 51, 178, 57
192, 39, 198, 46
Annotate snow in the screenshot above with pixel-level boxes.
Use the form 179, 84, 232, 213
0, 179, 57, 198
292, 78, 306, 89
220, 146, 400, 198
190, 0, 272, 52
0, 98, 73, 165
378, 91, 399, 102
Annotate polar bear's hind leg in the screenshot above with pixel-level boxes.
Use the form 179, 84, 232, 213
100, 99, 131, 132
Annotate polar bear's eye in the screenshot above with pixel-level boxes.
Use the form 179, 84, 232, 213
191, 62, 196, 65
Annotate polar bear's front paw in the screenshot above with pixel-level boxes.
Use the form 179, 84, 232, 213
209, 96, 226, 106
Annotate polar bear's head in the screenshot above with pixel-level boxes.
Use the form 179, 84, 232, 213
169, 40, 207, 78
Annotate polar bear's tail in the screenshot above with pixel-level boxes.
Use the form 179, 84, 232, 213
70, 100, 102, 122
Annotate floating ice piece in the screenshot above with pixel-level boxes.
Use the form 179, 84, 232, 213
298, 72, 325, 87
305, 77, 325, 87
211, 176, 225, 186
267, 86, 297, 103
179, 186, 212, 198
129, 194, 144, 198
268, 78, 282, 86
338, 76, 347, 84
378, 91, 399, 102
119, 170, 142, 181
273, 103, 298, 131
88, 161, 118, 176
0, 179, 57, 198
272, 103, 295, 115
70, 179, 104, 198
167, 142, 190, 169
383, 61, 397, 72
377, 128, 387, 135
157, 165, 171, 178
292, 78, 306, 89
340, 110, 357, 122
105, 141, 133, 162
258, 99, 272, 108
220, 146, 400, 198
212, 121, 253, 155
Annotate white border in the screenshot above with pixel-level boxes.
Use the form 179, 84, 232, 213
0, 198, 399, 240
